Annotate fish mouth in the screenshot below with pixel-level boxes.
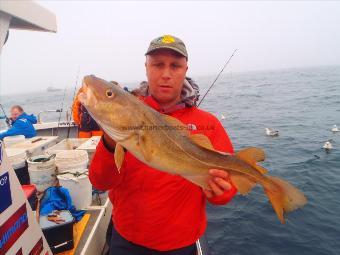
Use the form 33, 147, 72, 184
77, 81, 87, 105
77, 90, 87, 105
78, 79, 98, 106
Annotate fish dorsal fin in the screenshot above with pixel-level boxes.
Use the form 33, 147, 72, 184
190, 134, 215, 150
253, 165, 268, 175
236, 147, 265, 162
236, 147, 268, 174
162, 114, 189, 136
114, 143, 125, 173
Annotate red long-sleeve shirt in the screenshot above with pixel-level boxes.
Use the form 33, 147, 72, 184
89, 96, 237, 251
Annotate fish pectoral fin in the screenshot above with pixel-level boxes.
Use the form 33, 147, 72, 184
114, 143, 125, 173
236, 147, 268, 174
229, 172, 257, 195
138, 133, 152, 162
162, 114, 189, 136
189, 134, 215, 151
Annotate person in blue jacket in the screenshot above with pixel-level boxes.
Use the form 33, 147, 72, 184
0, 105, 37, 140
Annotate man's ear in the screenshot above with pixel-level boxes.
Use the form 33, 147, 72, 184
145, 56, 148, 68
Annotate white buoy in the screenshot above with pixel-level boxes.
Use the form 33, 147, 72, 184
265, 128, 279, 137
323, 141, 333, 150
331, 125, 339, 132
221, 114, 226, 120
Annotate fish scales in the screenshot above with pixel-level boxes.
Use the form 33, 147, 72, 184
78, 75, 307, 224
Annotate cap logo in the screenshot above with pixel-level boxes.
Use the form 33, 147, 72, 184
161, 35, 175, 44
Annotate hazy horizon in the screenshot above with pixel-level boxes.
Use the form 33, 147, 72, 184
1, 1, 340, 95
1, 64, 338, 97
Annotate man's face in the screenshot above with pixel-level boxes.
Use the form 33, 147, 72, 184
145, 49, 188, 107
10, 108, 22, 121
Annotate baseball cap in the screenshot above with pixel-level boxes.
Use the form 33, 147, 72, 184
145, 35, 188, 59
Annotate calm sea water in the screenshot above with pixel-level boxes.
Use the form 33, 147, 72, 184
1, 65, 340, 255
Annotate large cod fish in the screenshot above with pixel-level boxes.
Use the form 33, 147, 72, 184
78, 75, 307, 224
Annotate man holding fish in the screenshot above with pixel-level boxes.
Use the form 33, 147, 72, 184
87, 35, 238, 255
81, 35, 306, 255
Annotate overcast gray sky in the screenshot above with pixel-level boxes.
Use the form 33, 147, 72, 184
1, 1, 340, 95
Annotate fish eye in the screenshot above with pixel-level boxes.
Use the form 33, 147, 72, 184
106, 90, 114, 98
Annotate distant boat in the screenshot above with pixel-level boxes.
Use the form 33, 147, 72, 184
47, 86, 62, 92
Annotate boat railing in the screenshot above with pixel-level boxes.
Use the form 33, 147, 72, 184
37, 109, 68, 123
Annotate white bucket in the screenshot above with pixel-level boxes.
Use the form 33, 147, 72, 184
55, 150, 88, 173
4, 135, 25, 147
27, 155, 56, 192
6, 148, 30, 185
57, 170, 92, 209
6, 148, 27, 168
46, 138, 89, 155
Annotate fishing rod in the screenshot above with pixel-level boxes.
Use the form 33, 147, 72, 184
197, 49, 238, 107
0, 103, 11, 128
55, 85, 68, 136
67, 68, 80, 138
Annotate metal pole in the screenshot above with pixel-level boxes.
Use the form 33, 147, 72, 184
198, 49, 238, 107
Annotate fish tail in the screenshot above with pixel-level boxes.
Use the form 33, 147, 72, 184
263, 176, 307, 224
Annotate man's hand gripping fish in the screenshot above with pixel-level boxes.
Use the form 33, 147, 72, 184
78, 75, 307, 224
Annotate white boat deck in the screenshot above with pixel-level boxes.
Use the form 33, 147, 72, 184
6, 136, 59, 156
76, 136, 101, 152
